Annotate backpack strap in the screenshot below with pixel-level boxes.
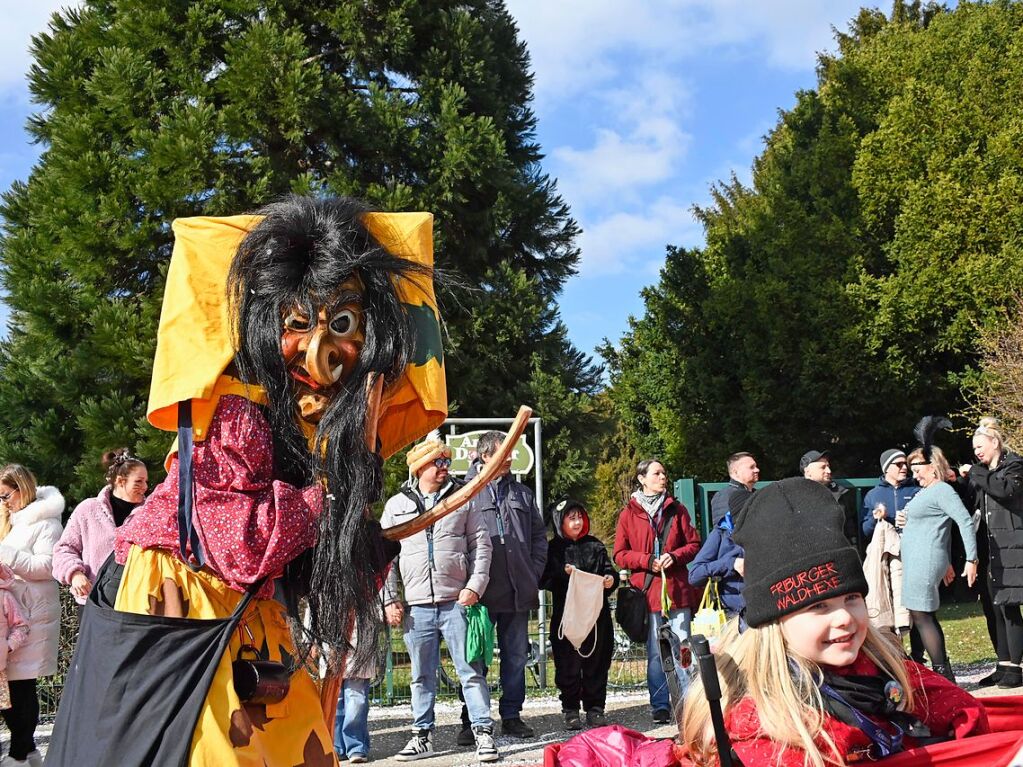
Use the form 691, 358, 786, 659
177, 399, 205, 570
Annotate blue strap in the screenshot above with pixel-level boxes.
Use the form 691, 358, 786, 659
177, 400, 205, 569
820, 681, 904, 758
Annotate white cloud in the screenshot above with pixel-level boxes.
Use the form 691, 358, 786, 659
553, 117, 691, 209
506, 0, 870, 103
0, 3, 81, 92
576, 197, 703, 277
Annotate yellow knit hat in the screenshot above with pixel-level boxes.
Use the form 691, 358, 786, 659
406, 439, 451, 475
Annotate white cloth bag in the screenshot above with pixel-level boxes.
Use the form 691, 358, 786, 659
558, 568, 606, 656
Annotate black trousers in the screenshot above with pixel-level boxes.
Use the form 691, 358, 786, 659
551, 610, 613, 713
980, 566, 1000, 655
994, 601, 1023, 665
1, 678, 38, 760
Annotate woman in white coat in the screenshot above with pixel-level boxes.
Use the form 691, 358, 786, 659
0, 465, 63, 767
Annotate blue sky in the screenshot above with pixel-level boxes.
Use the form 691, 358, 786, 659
0, 1, 872, 357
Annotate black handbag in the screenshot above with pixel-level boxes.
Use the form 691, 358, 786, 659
614, 503, 676, 644
615, 573, 656, 643
47, 400, 268, 767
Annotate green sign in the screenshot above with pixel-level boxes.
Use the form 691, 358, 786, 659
445, 430, 534, 476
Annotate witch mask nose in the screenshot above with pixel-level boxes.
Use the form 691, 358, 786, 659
304, 327, 345, 386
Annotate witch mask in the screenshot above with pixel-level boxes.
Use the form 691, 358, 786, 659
280, 275, 366, 424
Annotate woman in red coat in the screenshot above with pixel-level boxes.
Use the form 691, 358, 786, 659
613, 458, 702, 723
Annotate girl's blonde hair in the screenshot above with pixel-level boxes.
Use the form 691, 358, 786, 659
907, 446, 950, 484
0, 464, 37, 541
680, 617, 914, 767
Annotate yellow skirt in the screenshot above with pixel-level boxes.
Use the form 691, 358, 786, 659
115, 546, 339, 767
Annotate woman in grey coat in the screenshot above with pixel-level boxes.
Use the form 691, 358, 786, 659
901, 446, 978, 681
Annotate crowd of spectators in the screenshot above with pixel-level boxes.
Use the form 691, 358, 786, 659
0, 415, 1018, 765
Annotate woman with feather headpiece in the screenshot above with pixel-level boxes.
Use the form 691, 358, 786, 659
899, 416, 979, 683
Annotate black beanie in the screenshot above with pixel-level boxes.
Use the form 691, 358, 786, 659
732, 477, 868, 628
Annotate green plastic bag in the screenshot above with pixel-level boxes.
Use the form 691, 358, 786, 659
465, 604, 494, 666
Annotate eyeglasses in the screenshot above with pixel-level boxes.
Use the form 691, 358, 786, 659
909, 462, 930, 468
432, 457, 452, 469
0, 490, 17, 503
891, 461, 907, 468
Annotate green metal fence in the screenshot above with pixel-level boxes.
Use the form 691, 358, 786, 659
677, 476, 878, 539
368, 603, 649, 706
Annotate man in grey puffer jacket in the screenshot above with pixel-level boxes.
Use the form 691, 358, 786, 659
382, 439, 498, 762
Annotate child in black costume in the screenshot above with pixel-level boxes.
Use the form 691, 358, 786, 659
541, 499, 617, 730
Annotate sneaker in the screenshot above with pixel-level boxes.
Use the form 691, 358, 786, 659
586, 708, 607, 727
474, 726, 500, 763
652, 708, 671, 724
395, 730, 433, 761
501, 717, 535, 738
456, 725, 476, 747
349, 755, 370, 764
997, 665, 1023, 689
563, 709, 583, 730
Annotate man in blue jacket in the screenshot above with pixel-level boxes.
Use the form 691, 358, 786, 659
861, 449, 919, 542
689, 489, 748, 618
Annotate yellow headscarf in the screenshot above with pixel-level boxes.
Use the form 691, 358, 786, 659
147, 210, 446, 460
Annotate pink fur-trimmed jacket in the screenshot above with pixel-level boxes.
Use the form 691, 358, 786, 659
52, 486, 127, 605
0, 564, 29, 671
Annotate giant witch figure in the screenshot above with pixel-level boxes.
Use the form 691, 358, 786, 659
52, 196, 451, 766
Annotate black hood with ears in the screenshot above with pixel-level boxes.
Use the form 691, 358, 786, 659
548, 497, 589, 539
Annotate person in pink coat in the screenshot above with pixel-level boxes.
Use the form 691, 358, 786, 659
0, 562, 30, 711
52, 449, 148, 607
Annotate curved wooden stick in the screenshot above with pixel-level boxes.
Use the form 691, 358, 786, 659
382, 405, 533, 541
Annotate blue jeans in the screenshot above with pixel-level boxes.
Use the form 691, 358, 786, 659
333, 677, 370, 758
646, 608, 692, 712
491, 610, 530, 720
405, 602, 492, 729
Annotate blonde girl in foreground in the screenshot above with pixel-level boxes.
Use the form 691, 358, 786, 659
679, 478, 988, 767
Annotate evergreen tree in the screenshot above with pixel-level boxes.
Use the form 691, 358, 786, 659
0, 0, 600, 504
604, 1, 1023, 480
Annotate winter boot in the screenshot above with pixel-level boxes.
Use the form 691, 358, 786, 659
936, 662, 956, 685
997, 665, 1023, 689
978, 664, 1008, 687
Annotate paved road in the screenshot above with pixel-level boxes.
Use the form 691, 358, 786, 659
20, 662, 1015, 765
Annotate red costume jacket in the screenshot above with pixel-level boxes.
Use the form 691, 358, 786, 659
613, 496, 702, 611
116, 395, 323, 596
721, 654, 989, 766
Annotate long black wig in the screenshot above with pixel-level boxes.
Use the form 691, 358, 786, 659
227, 195, 429, 669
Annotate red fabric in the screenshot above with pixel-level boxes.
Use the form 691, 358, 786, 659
613, 497, 702, 611
543, 725, 680, 767
115, 395, 323, 596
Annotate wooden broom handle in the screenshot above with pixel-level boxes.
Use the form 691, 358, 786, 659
382, 405, 533, 541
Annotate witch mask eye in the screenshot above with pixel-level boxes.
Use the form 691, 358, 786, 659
329, 308, 359, 337
283, 309, 312, 332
